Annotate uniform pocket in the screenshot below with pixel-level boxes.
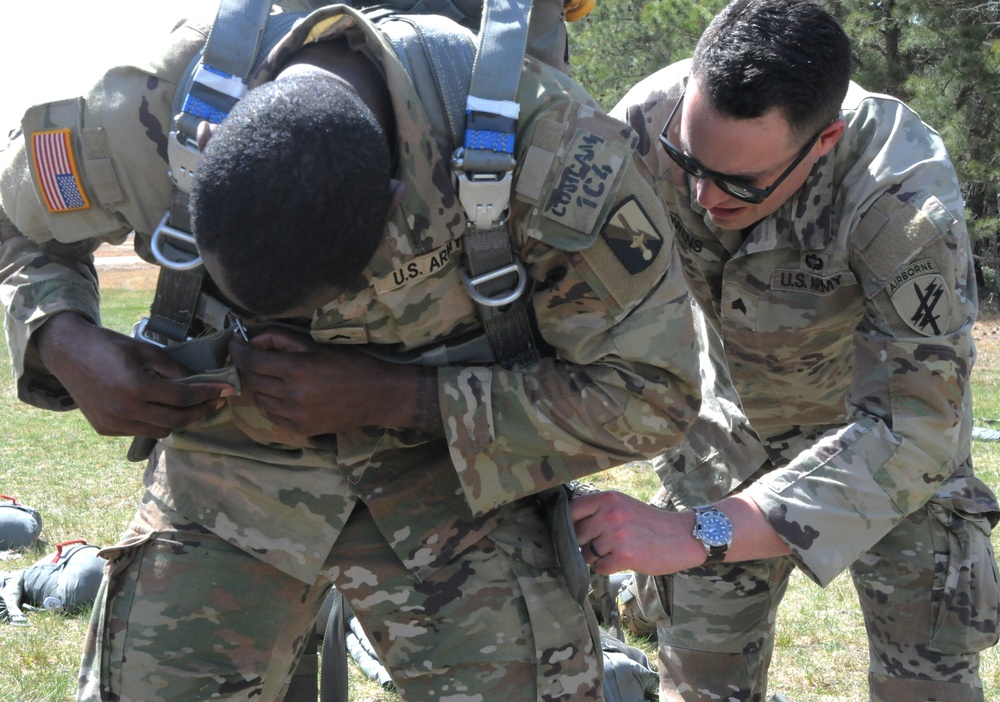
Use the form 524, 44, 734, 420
927, 501, 1000, 653
634, 572, 672, 625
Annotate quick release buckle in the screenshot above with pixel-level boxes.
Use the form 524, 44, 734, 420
150, 212, 202, 271
452, 149, 515, 231
131, 317, 167, 348
167, 130, 202, 194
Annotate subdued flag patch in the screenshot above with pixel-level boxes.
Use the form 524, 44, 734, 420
600, 197, 663, 273
31, 129, 90, 213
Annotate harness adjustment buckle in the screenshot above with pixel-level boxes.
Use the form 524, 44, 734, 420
167, 130, 202, 194
460, 262, 527, 308
452, 149, 515, 230
131, 317, 168, 348
150, 212, 203, 271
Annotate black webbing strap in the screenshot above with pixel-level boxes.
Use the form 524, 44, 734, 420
462, 224, 539, 368
145, 192, 204, 343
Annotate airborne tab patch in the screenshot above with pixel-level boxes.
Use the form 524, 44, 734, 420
600, 197, 663, 273
31, 129, 90, 213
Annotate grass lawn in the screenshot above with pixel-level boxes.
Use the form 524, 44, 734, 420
0, 276, 998, 701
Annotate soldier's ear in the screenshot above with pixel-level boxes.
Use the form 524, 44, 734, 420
388, 178, 405, 212
196, 121, 218, 152
816, 117, 845, 158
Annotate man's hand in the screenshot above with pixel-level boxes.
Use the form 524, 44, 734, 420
34, 312, 235, 437
571, 489, 792, 575
228, 326, 441, 437
570, 490, 707, 575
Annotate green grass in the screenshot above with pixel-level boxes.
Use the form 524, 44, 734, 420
0, 289, 998, 701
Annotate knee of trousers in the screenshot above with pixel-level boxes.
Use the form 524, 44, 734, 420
83, 525, 321, 702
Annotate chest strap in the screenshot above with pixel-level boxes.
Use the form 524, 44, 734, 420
143, 0, 540, 370
453, 0, 539, 368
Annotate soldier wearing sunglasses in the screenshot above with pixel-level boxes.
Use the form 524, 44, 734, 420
571, 1, 1000, 701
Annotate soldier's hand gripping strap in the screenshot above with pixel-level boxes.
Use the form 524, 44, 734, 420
126, 329, 243, 462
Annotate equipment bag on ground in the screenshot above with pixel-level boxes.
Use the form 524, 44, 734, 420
0, 494, 42, 551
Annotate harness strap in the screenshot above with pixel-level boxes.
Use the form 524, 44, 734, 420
453, 0, 539, 368
145, 0, 274, 344
143, 192, 205, 344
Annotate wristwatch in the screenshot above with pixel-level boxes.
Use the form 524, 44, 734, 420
692, 505, 733, 564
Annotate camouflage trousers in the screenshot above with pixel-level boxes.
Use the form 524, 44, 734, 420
637, 501, 999, 702
78, 493, 604, 702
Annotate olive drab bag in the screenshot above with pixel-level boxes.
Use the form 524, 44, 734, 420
1, 539, 105, 626
22, 539, 105, 612
0, 494, 42, 551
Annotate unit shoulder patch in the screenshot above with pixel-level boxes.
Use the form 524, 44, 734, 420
599, 196, 663, 274
891, 273, 950, 336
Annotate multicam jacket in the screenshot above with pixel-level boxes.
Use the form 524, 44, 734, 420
614, 59, 999, 586
0, 7, 701, 584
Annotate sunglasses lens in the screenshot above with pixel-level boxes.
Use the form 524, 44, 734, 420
719, 182, 762, 203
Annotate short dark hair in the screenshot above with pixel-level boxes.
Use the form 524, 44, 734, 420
191, 70, 391, 316
692, 0, 852, 138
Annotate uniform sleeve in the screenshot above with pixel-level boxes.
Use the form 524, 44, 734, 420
439, 69, 703, 514
743, 98, 984, 585
0, 199, 105, 410
0, 20, 207, 410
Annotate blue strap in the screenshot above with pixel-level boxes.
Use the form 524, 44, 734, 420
178, 0, 273, 131
462, 0, 533, 168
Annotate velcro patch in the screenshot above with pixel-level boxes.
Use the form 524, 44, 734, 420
311, 327, 369, 344
891, 274, 949, 336
542, 129, 623, 232
31, 129, 90, 213
887, 258, 940, 295
599, 197, 663, 273
372, 239, 462, 295
771, 269, 856, 296
722, 285, 758, 329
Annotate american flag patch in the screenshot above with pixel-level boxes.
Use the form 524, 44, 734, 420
31, 129, 90, 213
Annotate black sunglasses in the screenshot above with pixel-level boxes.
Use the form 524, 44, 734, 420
658, 88, 823, 204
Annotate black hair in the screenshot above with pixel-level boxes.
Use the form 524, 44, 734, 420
692, 0, 852, 138
191, 70, 392, 316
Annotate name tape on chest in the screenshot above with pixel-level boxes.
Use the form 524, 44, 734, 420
770, 269, 856, 296
372, 239, 463, 296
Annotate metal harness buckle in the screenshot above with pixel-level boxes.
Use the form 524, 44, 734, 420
131, 317, 168, 347
150, 212, 203, 271
452, 148, 515, 230
167, 130, 202, 194
459, 262, 527, 307
452, 149, 524, 307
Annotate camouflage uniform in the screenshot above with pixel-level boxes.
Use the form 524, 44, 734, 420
0, 7, 705, 702
614, 59, 1000, 701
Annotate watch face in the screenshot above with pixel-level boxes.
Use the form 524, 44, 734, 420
697, 511, 733, 547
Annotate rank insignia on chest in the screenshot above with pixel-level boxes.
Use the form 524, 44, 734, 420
30, 129, 90, 213
600, 197, 663, 274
